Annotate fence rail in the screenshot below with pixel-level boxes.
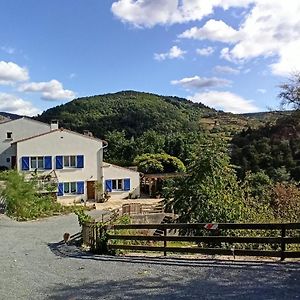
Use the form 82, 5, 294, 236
104, 222, 300, 261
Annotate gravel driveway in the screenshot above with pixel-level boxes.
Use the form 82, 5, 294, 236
0, 213, 299, 300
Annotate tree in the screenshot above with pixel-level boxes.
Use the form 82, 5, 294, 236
104, 131, 136, 166
270, 182, 300, 222
164, 138, 247, 223
134, 153, 186, 174
278, 72, 300, 109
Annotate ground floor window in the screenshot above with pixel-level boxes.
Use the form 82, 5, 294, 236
105, 178, 130, 192
112, 179, 123, 191
63, 182, 77, 194
58, 181, 84, 196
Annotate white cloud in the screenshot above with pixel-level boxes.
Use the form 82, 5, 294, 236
112, 1, 300, 76
213, 65, 240, 74
0, 93, 41, 116
171, 75, 231, 89
257, 88, 266, 94
269, 40, 300, 76
111, 0, 253, 27
179, 19, 240, 43
112, 0, 215, 28
154, 45, 186, 61
219, 1, 300, 76
0, 61, 29, 85
189, 90, 260, 113
196, 47, 214, 56
19, 79, 76, 101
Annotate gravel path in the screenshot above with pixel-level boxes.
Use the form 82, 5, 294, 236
0, 213, 299, 300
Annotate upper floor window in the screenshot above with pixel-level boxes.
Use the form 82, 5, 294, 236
55, 155, 84, 169
6, 132, 12, 139
31, 156, 44, 169
21, 156, 52, 171
64, 155, 76, 168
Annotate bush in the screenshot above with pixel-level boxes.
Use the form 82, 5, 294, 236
0, 170, 71, 221
134, 153, 186, 174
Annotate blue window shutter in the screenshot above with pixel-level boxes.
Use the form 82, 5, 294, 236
56, 156, 63, 169
105, 180, 112, 192
76, 155, 84, 168
57, 183, 64, 196
21, 156, 29, 171
77, 181, 84, 194
124, 178, 130, 191
44, 156, 52, 170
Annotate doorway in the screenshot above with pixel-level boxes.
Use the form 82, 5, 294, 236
87, 181, 95, 200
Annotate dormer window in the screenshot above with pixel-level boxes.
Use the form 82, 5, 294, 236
6, 132, 12, 139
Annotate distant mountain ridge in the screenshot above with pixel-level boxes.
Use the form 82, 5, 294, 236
0, 112, 23, 123
36, 90, 215, 138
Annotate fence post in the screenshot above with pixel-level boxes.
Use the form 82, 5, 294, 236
280, 224, 286, 261
163, 228, 167, 256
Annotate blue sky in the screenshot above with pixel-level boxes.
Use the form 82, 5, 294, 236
0, 0, 299, 115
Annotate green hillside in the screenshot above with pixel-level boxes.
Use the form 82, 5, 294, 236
231, 111, 300, 181
36, 90, 287, 166
36, 90, 213, 138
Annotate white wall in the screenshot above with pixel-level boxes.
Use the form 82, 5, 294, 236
16, 129, 103, 202
0, 118, 50, 168
103, 163, 140, 199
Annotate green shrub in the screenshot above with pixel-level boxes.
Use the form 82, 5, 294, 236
134, 153, 186, 174
0, 170, 71, 221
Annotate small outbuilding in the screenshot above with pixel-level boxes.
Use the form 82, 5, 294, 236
103, 162, 140, 199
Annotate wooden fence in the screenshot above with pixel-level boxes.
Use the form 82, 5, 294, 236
121, 202, 164, 215
104, 223, 300, 261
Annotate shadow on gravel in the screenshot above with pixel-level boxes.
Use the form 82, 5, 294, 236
48, 241, 300, 271
46, 264, 300, 300
48, 233, 94, 259
47, 241, 300, 299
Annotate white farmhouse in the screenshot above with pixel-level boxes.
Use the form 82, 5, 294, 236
0, 119, 140, 203
0, 117, 51, 169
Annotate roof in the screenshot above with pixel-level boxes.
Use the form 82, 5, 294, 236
103, 162, 140, 174
143, 172, 187, 179
0, 116, 50, 127
12, 128, 104, 144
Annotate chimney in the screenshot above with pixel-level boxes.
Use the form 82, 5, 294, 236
50, 120, 59, 131
83, 130, 93, 137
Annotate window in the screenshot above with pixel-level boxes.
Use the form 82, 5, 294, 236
112, 179, 123, 191
64, 182, 70, 194
6, 132, 12, 139
6, 157, 10, 163
105, 179, 130, 192
26, 156, 52, 170
70, 182, 76, 193
31, 156, 44, 169
61, 181, 84, 194
63, 155, 76, 167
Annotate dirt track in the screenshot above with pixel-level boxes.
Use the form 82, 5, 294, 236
0, 213, 299, 299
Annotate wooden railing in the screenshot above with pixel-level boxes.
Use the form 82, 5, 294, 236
121, 202, 164, 216
105, 223, 300, 261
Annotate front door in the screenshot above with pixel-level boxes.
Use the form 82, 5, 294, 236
87, 181, 95, 200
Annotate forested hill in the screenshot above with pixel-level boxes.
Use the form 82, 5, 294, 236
36, 90, 214, 138
231, 111, 300, 181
